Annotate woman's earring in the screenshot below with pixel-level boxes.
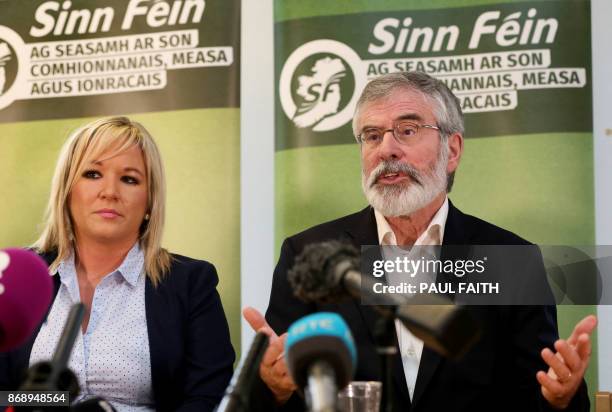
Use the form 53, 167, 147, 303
144, 213, 150, 221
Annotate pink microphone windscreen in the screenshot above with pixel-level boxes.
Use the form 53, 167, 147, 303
0, 248, 53, 352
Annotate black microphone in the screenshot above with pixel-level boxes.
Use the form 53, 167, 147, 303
19, 303, 85, 398
216, 331, 269, 412
288, 240, 480, 359
51, 303, 85, 375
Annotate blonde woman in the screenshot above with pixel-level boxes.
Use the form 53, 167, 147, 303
0, 117, 234, 411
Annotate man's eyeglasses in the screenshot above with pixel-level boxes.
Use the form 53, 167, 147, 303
355, 120, 440, 146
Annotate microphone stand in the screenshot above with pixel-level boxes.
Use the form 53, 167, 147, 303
17, 303, 85, 410
374, 317, 396, 412
216, 331, 270, 412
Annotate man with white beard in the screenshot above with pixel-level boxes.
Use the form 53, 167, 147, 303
244, 72, 595, 412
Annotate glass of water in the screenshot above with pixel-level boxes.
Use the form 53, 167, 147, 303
337, 381, 382, 412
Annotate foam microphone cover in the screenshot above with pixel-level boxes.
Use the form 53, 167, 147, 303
288, 240, 360, 303
285, 312, 356, 390
0, 248, 53, 352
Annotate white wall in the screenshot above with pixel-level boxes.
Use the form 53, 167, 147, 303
240, 0, 275, 352
592, 0, 612, 391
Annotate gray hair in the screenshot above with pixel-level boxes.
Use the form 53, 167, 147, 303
352, 71, 464, 191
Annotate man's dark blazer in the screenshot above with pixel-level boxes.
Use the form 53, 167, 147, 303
262, 201, 589, 412
0, 253, 235, 412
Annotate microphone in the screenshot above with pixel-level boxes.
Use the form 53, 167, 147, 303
19, 303, 84, 398
285, 312, 356, 412
0, 248, 53, 352
288, 240, 480, 359
216, 331, 269, 412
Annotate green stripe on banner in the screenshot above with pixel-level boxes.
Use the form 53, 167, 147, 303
275, 0, 585, 22
274, 1, 591, 150
453, 133, 594, 244
275, 133, 594, 244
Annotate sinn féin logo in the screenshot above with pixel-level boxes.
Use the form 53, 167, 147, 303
0, 26, 26, 111
279, 40, 365, 132
0, 41, 17, 96
292, 56, 350, 128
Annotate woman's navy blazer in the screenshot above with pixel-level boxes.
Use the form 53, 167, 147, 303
0, 252, 235, 412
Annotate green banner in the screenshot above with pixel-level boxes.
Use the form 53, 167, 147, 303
276, 0, 590, 150
0, 0, 241, 354
275, 0, 596, 405
0, 0, 239, 121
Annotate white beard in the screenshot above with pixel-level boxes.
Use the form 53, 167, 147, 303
362, 145, 449, 217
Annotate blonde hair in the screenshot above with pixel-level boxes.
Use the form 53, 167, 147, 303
33, 116, 171, 286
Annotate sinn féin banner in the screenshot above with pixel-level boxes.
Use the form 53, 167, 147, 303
274, 0, 596, 401
0, 0, 241, 353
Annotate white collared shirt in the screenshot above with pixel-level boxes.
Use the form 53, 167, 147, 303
30, 243, 154, 412
373, 197, 449, 400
